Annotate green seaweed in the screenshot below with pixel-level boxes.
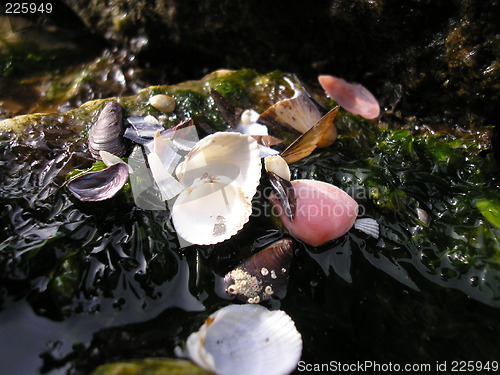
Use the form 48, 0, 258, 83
91, 358, 212, 375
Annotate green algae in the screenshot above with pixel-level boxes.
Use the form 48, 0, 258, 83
92, 359, 212, 375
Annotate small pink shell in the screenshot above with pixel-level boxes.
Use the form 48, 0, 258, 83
270, 179, 358, 247
318, 75, 380, 119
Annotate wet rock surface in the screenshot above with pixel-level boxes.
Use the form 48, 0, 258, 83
60, 0, 500, 124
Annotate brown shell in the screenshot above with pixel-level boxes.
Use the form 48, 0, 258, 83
224, 238, 293, 303
280, 106, 338, 164
88, 101, 126, 160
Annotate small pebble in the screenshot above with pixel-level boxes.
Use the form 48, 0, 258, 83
149, 94, 176, 113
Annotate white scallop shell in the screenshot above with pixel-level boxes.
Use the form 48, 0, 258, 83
175, 132, 262, 199
353, 217, 380, 238
172, 175, 253, 245
176, 304, 302, 375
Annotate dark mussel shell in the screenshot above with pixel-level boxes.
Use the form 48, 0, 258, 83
224, 238, 293, 303
88, 101, 127, 160
268, 172, 296, 221
67, 163, 129, 202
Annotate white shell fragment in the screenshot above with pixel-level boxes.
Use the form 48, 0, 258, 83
124, 115, 163, 144
146, 131, 185, 200
264, 155, 291, 181
235, 109, 268, 136
99, 150, 133, 173
127, 145, 167, 210
176, 304, 302, 375
176, 132, 262, 199
354, 218, 380, 238
172, 175, 253, 245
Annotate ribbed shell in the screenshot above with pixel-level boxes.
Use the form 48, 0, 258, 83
175, 132, 262, 199
172, 175, 253, 246
88, 101, 127, 160
177, 304, 302, 375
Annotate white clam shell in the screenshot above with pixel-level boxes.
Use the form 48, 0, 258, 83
172, 175, 253, 245
264, 155, 291, 181
176, 132, 262, 199
177, 304, 302, 375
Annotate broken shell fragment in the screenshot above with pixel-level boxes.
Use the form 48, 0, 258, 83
353, 217, 380, 238
67, 163, 129, 202
123, 115, 163, 144
224, 238, 293, 303
280, 106, 338, 164
318, 75, 380, 119
88, 101, 127, 160
264, 155, 291, 181
149, 94, 176, 113
269, 179, 358, 247
258, 92, 322, 134
171, 175, 253, 245
175, 304, 302, 375
176, 132, 262, 199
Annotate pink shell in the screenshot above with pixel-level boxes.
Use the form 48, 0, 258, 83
318, 75, 380, 119
270, 179, 358, 247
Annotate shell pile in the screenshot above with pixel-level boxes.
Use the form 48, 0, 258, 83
63, 73, 384, 374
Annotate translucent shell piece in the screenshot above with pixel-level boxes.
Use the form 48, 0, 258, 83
258, 92, 322, 134
172, 175, 253, 245
224, 238, 293, 303
318, 75, 380, 119
176, 304, 303, 375
176, 132, 262, 199
88, 101, 127, 160
269, 179, 358, 247
66, 163, 129, 202
280, 106, 338, 164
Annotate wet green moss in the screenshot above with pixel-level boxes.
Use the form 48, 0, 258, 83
92, 358, 213, 375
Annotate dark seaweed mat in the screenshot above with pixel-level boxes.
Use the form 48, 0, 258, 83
1, 77, 500, 373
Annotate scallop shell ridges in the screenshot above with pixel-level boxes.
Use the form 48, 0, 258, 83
175, 132, 262, 199
177, 304, 302, 375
